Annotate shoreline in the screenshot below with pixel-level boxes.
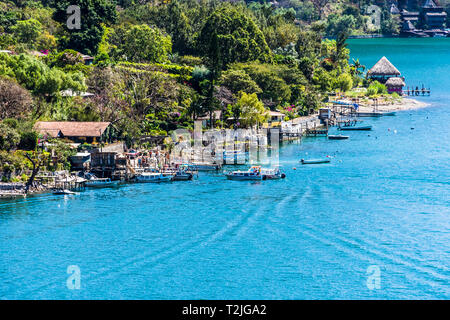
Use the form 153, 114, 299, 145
357, 98, 431, 113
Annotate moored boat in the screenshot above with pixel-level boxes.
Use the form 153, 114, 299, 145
339, 125, 372, 131
135, 172, 174, 183
301, 158, 331, 164
328, 135, 349, 140
84, 173, 119, 188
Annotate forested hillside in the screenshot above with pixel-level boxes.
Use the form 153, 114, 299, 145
0, 0, 399, 177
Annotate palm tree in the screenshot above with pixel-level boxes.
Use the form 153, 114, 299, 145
351, 58, 366, 76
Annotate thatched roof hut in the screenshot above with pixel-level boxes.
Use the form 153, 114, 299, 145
367, 57, 401, 83
385, 77, 405, 87
385, 77, 405, 94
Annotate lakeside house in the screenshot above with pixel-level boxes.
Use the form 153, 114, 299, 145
398, 0, 448, 36
34, 121, 113, 144
268, 111, 286, 127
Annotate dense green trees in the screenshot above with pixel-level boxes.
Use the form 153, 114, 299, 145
119, 24, 172, 63
0, 0, 378, 152
198, 6, 272, 71
53, 0, 117, 54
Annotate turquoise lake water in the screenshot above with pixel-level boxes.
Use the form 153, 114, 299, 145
0, 39, 449, 299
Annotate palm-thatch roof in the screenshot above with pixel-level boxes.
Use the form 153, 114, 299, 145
367, 57, 401, 76
34, 121, 111, 138
385, 77, 405, 87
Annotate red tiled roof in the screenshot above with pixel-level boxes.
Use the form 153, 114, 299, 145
34, 121, 111, 138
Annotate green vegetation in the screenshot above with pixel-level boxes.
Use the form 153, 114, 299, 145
0, 0, 402, 182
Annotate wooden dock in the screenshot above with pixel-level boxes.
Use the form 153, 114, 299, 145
403, 87, 431, 96
304, 129, 328, 137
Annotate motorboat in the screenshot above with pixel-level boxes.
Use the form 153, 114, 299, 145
339, 125, 372, 131
84, 173, 119, 188
328, 135, 349, 140
261, 167, 286, 180
225, 166, 263, 181
135, 172, 174, 183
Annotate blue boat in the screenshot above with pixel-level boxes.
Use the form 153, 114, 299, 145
301, 158, 331, 165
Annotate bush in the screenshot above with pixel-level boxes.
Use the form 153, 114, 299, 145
366, 81, 387, 96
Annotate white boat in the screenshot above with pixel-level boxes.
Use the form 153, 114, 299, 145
84, 173, 119, 188
261, 168, 286, 180
162, 165, 194, 181
225, 166, 262, 181
135, 172, 174, 183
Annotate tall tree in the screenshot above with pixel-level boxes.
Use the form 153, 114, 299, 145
198, 5, 272, 71
52, 0, 117, 55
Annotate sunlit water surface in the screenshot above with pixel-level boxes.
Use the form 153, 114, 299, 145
0, 39, 449, 299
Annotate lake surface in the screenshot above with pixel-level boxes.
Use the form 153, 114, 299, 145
1, 39, 449, 299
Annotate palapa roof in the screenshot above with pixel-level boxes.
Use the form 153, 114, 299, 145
385, 77, 405, 87
34, 121, 111, 138
367, 57, 401, 76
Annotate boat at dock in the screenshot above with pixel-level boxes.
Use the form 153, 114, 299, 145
301, 158, 331, 165
328, 135, 349, 140
84, 173, 119, 188
135, 172, 174, 183
339, 125, 372, 131
355, 112, 384, 117
382, 112, 396, 116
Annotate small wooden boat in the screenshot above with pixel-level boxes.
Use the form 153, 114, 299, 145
135, 172, 174, 183
328, 135, 349, 140
339, 125, 372, 131
301, 158, 331, 165
53, 189, 77, 195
